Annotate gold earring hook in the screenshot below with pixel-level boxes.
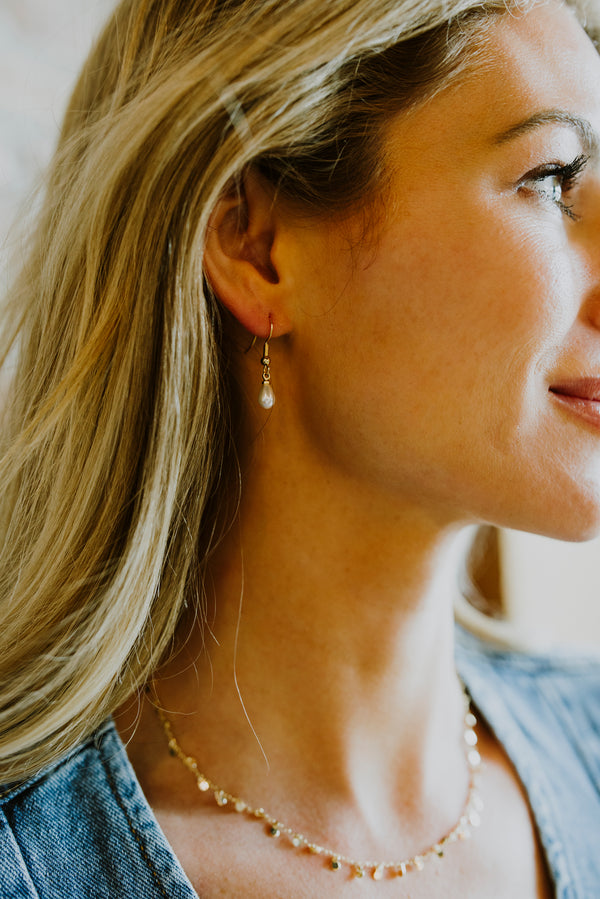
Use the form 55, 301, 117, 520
264, 321, 274, 352
245, 321, 273, 354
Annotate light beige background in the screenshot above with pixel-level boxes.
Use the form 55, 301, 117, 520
2, 0, 599, 650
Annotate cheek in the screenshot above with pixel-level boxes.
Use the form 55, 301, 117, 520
287, 204, 580, 517
408, 207, 577, 377
357, 217, 565, 400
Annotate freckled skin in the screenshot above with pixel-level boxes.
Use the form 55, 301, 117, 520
277, 2, 600, 541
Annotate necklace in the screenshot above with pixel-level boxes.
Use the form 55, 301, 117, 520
153, 686, 483, 883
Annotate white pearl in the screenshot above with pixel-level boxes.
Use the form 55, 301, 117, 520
468, 809, 482, 827
258, 383, 275, 409
464, 728, 478, 746
468, 748, 482, 768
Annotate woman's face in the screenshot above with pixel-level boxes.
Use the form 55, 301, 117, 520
280, 1, 600, 541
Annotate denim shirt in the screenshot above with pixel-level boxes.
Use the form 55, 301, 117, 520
1, 628, 599, 899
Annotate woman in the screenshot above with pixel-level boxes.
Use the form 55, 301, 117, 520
1, 0, 599, 895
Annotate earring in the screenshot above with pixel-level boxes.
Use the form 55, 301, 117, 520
258, 322, 275, 409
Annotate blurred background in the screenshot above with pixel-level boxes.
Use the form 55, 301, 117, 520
0, 0, 113, 262
1, 0, 599, 651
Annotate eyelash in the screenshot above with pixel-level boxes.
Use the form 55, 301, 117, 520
519, 153, 589, 220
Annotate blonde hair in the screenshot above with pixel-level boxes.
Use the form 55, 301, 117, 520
0, 0, 596, 782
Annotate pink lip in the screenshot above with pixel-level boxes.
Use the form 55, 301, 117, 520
550, 378, 600, 430
550, 378, 600, 402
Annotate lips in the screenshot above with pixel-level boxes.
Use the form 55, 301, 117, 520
549, 378, 600, 402
549, 378, 600, 430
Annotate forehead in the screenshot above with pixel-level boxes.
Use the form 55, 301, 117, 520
385, 2, 600, 160
482, 2, 599, 107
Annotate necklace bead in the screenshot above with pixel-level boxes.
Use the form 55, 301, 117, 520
373, 864, 385, 881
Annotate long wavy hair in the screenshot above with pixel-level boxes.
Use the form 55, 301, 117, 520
0, 0, 597, 782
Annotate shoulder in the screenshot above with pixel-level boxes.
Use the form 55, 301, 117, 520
456, 624, 600, 751
456, 623, 600, 722
456, 627, 600, 896
0, 720, 195, 899
456, 625, 600, 822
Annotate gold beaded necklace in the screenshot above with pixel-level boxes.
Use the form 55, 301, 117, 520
153, 686, 483, 883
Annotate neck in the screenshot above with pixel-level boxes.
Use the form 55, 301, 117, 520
156, 438, 476, 858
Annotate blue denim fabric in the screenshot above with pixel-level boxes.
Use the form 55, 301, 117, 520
456, 629, 600, 899
0, 628, 599, 898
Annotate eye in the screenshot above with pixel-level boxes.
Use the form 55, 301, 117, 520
518, 154, 589, 221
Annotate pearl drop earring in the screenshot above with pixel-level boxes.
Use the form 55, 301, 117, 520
258, 322, 275, 409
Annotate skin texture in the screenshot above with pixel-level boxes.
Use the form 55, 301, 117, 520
260, 8, 600, 544
118, 4, 599, 896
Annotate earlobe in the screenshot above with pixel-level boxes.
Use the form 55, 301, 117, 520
203, 169, 290, 337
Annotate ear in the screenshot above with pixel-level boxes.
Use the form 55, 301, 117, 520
203, 168, 292, 338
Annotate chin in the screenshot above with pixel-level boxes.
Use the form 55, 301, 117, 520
550, 521, 600, 544
475, 479, 600, 544
491, 454, 600, 543
516, 499, 600, 544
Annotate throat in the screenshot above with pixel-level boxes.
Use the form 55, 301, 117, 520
152, 680, 484, 882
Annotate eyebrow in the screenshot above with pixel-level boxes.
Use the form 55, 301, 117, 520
494, 110, 599, 159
